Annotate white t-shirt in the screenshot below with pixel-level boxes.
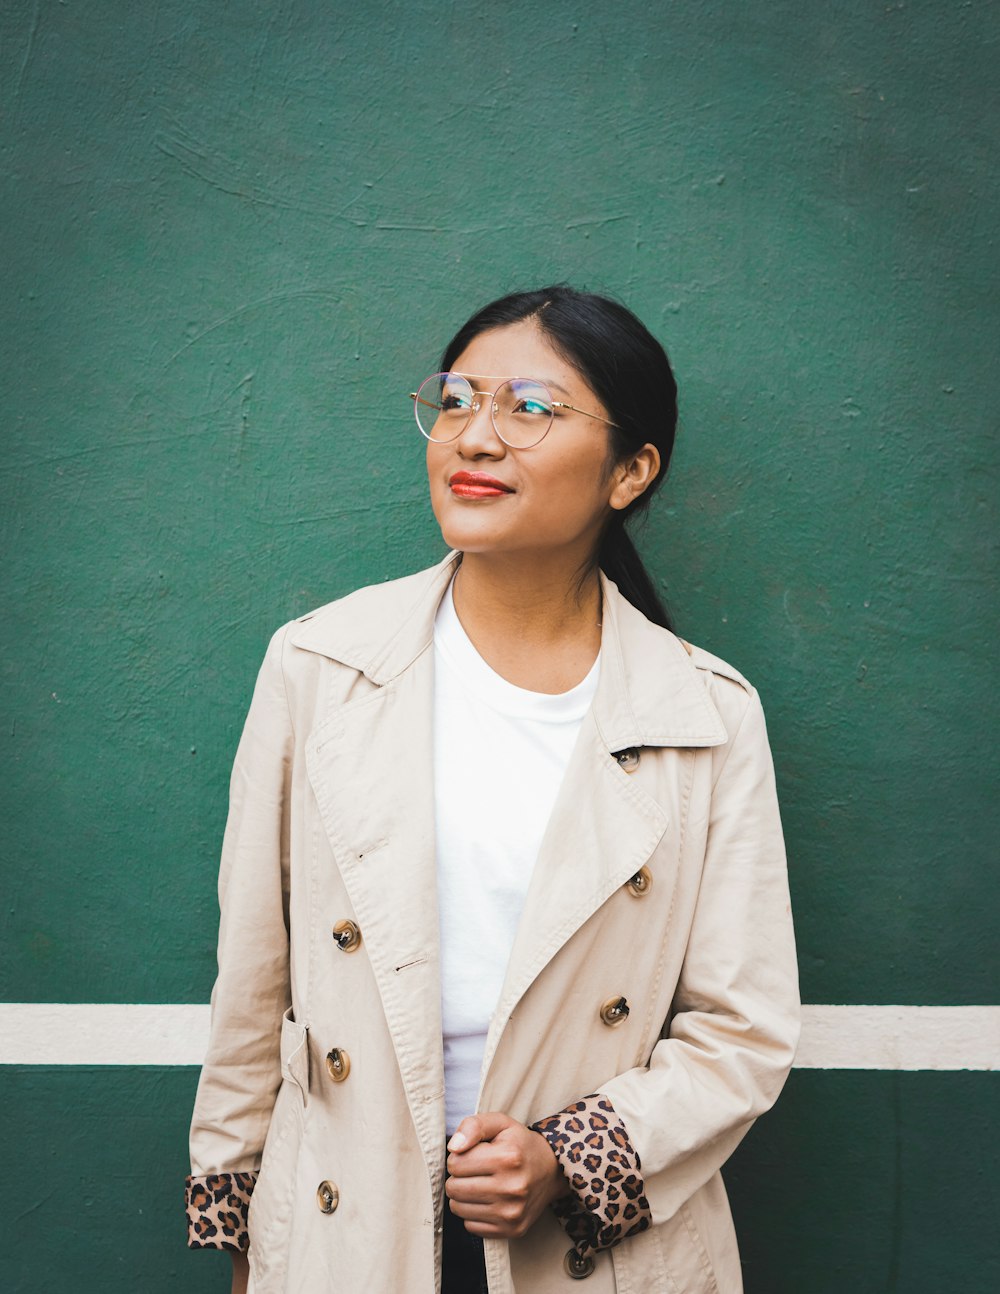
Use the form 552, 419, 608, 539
433, 580, 600, 1133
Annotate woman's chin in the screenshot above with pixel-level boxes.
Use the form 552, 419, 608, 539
434, 514, 510, 556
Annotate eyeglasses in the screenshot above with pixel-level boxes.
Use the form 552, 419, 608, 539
408, 372, 617, 450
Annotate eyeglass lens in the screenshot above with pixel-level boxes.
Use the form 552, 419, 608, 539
413, 373, 554, 448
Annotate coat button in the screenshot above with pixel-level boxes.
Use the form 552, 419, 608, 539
325, 1048, 351, 1082
564, 1248, 595, 1279
599, 995, 630, 1027
625, 865, 652, 897
316, 1180, 339, 1214
332, 919, 362, 952
614, 747, 640, 772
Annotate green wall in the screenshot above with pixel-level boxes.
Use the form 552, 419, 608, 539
2, 1, 996, 1288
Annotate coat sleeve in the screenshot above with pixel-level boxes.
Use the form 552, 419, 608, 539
186, 626, 295, 1251
534, 684, 800, 1258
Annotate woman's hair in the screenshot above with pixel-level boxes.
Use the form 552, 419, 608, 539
440, 285, 677, 630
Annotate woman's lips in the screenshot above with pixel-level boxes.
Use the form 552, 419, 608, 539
448, 471, 515, 498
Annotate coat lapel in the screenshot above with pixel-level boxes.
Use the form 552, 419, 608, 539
298, 556, 459, 1173
483, 711, 669, 1074
483, 573, 729, 1075
305, 656, 445, 1165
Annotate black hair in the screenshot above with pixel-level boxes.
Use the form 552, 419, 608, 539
440, 285, 677, 630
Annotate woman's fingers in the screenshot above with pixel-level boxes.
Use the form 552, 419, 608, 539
445, 1160, 529, 1203
444, 1170, 498, 1203
447, 1138, 524, 1181
448, 1110, 516, 1154
448, 1194, 538, 1239
447, 1197, 515, 1221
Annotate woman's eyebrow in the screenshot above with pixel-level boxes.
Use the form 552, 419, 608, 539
453, 372, 574, 398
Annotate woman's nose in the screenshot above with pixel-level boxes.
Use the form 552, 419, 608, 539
456, 396, 505, 457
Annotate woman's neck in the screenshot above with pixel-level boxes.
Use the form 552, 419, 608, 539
450, 552, 602, 694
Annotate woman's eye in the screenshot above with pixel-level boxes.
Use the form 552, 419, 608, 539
441, 393, 471, 412
513, 399, 551, 417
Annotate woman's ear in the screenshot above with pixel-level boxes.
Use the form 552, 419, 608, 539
609, 443, 661, 512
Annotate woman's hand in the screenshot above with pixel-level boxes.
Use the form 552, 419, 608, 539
445, 1111, 568, 1239
230, 1249, 249, 1294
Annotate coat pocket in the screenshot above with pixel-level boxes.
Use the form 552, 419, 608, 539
611, 1204, 725, 1294
279, 1005, 309, 1103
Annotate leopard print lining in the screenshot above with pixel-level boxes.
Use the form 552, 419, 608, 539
185, 1172, 257, 1251
532, 1094, 651, 1258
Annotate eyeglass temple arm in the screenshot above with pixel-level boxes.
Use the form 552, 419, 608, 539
551, 400, 617, 428
410, 393, 442, 410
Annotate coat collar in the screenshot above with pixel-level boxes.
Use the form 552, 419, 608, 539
290, 551, 728, 750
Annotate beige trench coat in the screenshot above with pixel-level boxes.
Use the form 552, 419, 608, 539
189, 552, 799, 1293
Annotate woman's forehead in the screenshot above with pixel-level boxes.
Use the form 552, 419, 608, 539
450, 323, 585, 395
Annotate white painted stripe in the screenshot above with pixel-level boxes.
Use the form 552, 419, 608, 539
0, 1003, 997, 1069
0, 1003, 212, 1066
793, 1004, 999, 1071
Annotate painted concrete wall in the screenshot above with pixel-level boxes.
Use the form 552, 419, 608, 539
1, 1, 996, 1289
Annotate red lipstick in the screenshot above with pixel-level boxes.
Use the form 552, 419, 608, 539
448, 471, 515, 498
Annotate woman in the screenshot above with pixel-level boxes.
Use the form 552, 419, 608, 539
186, 286, 799, 1293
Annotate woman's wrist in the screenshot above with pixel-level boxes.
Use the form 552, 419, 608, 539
230, 1249, 249, 1294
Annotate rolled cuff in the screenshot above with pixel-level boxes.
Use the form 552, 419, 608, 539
532, 1094, 651, 1258
185, 1172, 257, 1251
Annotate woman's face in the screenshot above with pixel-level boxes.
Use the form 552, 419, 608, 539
426, 320, 635, 564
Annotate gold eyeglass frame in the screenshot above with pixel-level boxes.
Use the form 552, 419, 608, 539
408, 371, 618, 448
